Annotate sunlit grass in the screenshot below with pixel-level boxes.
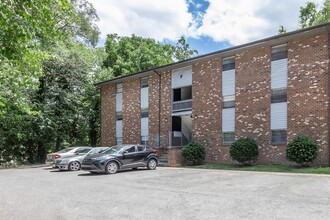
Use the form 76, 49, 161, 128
194, 163, 330, 175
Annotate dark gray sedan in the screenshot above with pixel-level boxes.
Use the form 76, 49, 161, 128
81, 144, 158, 174
55, 147, 109, 171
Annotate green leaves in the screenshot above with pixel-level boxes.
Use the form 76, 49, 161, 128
286, 135, 318, 166
299, 0, 330, 28
229, 138, 259, 166
103, 34, 198, 77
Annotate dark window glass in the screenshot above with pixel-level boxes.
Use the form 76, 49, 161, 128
141, 109, 148, 118
271, 45, 288, 61
223, 101, 235, 109
223, 132, 235, 144
141, 77, 148, 88
125, 146, 136, 153
116, 112, 122, 120
222, 57, 235, 71
271, 130, 287, 144
137, 146, 146, 151
271, 89, 287, 103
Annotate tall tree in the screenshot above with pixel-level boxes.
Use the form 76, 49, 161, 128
103, 34, 198, 77
299, 0, 330, 28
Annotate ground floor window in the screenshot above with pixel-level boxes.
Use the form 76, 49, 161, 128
223, 132, 235, 144
141, 136, 148, 146
116, 137, 123, 145
271, 130, 287, 144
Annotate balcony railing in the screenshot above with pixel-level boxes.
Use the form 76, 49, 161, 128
172, 99, 192, 112
169, 131, 192, 147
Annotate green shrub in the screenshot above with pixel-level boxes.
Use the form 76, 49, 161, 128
181, 142, 205, 166
286, 135, 318, 166
229, 138, 259, 166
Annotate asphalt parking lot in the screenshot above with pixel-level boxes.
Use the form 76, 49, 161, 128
1, 167, 330, 220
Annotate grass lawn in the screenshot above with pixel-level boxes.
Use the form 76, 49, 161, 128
195, 163, 330, 175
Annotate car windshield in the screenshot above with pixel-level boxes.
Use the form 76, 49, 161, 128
101, 146, 123, 154
57, 147, 75, 153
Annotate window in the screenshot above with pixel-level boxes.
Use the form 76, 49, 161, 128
141, 108, 148, 118
271, 89, 287, 103
116, 112, 122, 120
271, 130, 287, 144
141, 136, 148, 146
222, 57, 235, 71
223, 95, 235, 109
223, 132, 235, 144
141, 77, 148, 88
125, 146, 136, 153
271, 44, 288, 61
138, 146, 146, 151
116, 137, 123, 145
116, 83, 123, 93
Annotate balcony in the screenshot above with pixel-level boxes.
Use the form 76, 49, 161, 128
172, 99, 192, 112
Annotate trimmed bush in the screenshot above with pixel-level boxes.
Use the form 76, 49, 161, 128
229, 138, 259, 166
286, 135, 318, 166
181, 142, 205, 166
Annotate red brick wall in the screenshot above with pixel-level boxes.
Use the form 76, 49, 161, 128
192, 59, 225, 162
100, 84, 116, 146
123, 79, 141, 144
287, 33, 329, 165
168, 148, 183, 167
148, 71, 171, 149
236, 47, 272, 164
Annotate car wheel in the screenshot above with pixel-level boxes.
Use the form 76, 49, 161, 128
147, 158, 157, 170
68, 161, 81, 171
105, 161, 118, 174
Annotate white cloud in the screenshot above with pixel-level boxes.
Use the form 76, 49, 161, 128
89, 0, 194, 41
196, 0, 325, 45
90, 0, 326, 46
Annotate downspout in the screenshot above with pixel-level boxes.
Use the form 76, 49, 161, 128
154, 70, 161, 149
327, 24, 330, 167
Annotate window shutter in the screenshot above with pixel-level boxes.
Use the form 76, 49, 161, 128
140, 87, 148, 109
222, 69, 235, 96
222, 108, 235, 132
271, 59, 288, 89
116, 120, 122, 137
271, 102, 287, 129
141, 117, 148, 137
116, 93, 122, 112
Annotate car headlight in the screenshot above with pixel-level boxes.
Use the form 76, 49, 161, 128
93, 156, 106, 160
60, 159, 70, 164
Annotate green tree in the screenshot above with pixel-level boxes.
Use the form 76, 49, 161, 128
278, 0, 330, 33
299, 0, 330, 28
103, 34, 198, 77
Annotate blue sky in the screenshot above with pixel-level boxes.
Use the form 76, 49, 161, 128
90, 0, 324, 55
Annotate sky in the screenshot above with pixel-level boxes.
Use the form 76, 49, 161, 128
89, 0, 324, 55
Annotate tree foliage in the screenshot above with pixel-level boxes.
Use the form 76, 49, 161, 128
299, 0, 330, 28
103, 34, 198, 77
278, 0, 330, 33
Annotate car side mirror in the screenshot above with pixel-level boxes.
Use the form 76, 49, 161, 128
123, 150, 128, 154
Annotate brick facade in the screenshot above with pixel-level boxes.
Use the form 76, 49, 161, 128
100, 84, 116, 146
236, 47, 272, 164
99, 25, 330, 166
123, 79, 141, 144
192, 58, 225, 162
148, 71, 172, 149
287, 33, 329, 165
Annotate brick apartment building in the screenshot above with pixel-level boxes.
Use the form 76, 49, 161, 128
97, 23, 330, 166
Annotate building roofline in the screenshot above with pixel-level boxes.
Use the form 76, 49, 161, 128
96, 22, 330, 87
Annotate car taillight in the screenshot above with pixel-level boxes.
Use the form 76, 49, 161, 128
153, 150, 158, 155
55, 154, 61, 159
